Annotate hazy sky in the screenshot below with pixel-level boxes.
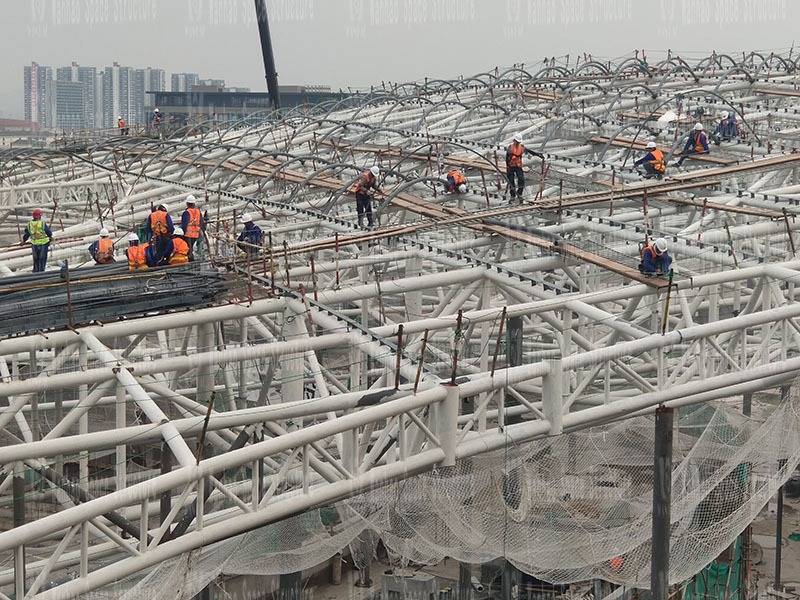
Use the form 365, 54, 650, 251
1, 0, 798, 118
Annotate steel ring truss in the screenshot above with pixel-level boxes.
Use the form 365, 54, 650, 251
4, 50, 800, 599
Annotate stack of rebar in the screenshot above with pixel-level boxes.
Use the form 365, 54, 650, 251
0, 262, 226, 337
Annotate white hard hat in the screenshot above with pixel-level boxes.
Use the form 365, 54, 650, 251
154, 108, 160, 112
370, 166, 380, 177
173, 227, 184, 236
513, 133, 524, 143
646, 141, 657, 149
158, 203, 168, 212
99, 228, 109, 237
458, 183, 467, 193
186, 194, 196, 204
241, 213, 253, 223
118, 116, 122, 120
128, 233, 139, 243
654, 238, 668, 254
694, 122, 704, 131
720, 111, 729, 119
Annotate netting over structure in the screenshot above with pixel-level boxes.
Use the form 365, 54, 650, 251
7, 49, 800, 599
89, 391, 800, 599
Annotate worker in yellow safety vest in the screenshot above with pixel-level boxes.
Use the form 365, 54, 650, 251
22, 208, 54, 272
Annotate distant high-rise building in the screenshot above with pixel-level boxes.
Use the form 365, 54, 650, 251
49, 80, 85, 131
55, 62, 100, 130
171, 73, 199, 93
134, 68, 166, 123
24, 62, 53, 127
103, 62, 135, 128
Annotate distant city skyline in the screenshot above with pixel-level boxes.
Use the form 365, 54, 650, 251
1, 1, 799, 118
21, 61, 250, 131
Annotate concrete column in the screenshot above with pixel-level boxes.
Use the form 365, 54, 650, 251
651, 407, 674, 600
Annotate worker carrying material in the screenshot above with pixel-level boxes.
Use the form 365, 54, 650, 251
166, 227, 190, 265
88, 228, 116, 264
237, 213, 263, 255
444, 169, 468, 194
22, 208, 53, 273
505, 133, 544, 200
639, 238, 672, 275
353, 166, 380, 229
633, 142, 666, 178
676, 123, 710, 166
117, 116, 128, 136
146, 203, 174, 258
712, 111, 739, 143
181, 194, 205, 261
126, 233, 149, 271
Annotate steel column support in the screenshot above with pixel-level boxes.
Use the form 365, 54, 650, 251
651, 406, 674, 600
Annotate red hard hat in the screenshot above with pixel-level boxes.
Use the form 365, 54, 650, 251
32, 209, 42, 218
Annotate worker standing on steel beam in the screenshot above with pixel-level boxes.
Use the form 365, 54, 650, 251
676, 123, 710, 166
126, 233, 149, 271
444, 169, 468, 194
146, 203, 174, 259
634, 142, 666, 179
639, 238, 672, 275
712, 111, 739, 144
237, 213, 263, 255
505, 133, 544, 201
353, 166, 380, 229
166, 227, 190, 265
181, 194, 205, 261
117, 115, 128, 136
152, 108, 162, 135
22, 208, 53, 273
88, 228, 116, 264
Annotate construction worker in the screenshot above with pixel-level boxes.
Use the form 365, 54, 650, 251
117, 115, 128, 136
353, 165, 380, 229
125, 233, 149, 270
166, 227, 190, 265
712, 111, 739, 143
146, 203, 174, 258
676, 123, 710, 166
639, 238, 672, 275
22, 208, 53, 273
237, 213, 263, 255
444, 169, 468, 194
88, 228, 116, 264
181, 194, 205, 261
634, 142, 666, 178
505, 133, 544, 200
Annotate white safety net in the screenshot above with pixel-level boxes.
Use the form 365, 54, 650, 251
89, 392, 800, 599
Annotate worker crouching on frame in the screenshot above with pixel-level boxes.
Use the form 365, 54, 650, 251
89, 228, 116, 264
126, 233, 149, 271
639, 238, 672, 276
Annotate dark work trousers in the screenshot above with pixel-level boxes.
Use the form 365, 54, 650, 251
642, 163, 664, 176
32, 243, 49, 272
355, 192, 374, 228
153, 234, 170, 260
186, 236, 198, 261
507, 166, 525, 198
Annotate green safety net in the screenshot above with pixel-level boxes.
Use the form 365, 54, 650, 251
682, 532, 743, 600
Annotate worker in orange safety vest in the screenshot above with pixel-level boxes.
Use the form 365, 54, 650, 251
126, 233, 149, 270
505, 132, 544, 200
88, 228, 116, 264
181, 194, 205, 261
